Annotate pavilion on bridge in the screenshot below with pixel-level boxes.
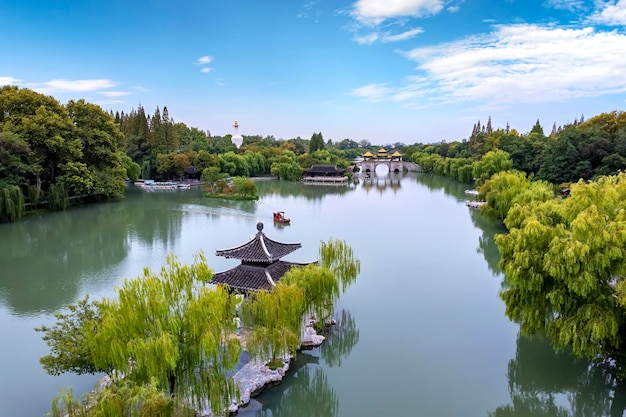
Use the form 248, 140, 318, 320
210, 222, 314, 293
362, 148, 403, 162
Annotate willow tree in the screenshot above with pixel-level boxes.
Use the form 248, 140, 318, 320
243, 239, 360, 364
0, 184, 25, 223
497, 172, 626, 376
243, 283, 306, 366
84, 252, 241, 414
478, 170, 554, 219
472, 149, 513, 186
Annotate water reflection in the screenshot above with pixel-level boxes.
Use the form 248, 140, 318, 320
412, 172, 471, 201
124, 187, 186, 245
256, 180, 355, 201
251, 362, 338, 417
468, 208, 507, 276
240, 309, 359, 417
490, 333, 622, 417
320, 310, 359, 367
412, 173, 506, 275
0, 201, 131, 314
360, 173, 402, 195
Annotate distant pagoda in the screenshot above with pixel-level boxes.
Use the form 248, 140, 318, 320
210, 222, 313, 293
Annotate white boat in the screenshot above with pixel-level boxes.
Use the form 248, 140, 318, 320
135, 180, 190, 190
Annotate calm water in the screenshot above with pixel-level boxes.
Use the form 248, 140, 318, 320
0, 174, 620, 417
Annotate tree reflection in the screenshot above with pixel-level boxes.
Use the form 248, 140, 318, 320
320, 309, 360, 367
250, 357, 338, 417
468, 208, 507, 276
241, 310, 359, 417
0, 200, 131, 314
124, 187, 187, 246
256, 179, 354, 201
412, 172, 471, 201
490, 333, 621, 417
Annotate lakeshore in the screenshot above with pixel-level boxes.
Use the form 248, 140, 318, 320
4, 175, 590, 417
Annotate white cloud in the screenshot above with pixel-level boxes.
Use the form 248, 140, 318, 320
354, 32, 379, 44
99, 91, 130, 97
201, 67, 212, 73
349, 83, 393, 101
589, 0, 626, 26
195, 56, 213, 65
352, 0, 444, 25
298, 0, 319, 18
0, 76, 20, 85
94, 99, 126, 106
382, 27, 424, 42
361, 24, 626, 108
29, 79, 116, 94
546, 0, 586, 12
447, 5, 460, 13
354, 27, 423, 44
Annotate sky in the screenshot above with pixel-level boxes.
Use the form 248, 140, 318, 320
3, 0, 626, 145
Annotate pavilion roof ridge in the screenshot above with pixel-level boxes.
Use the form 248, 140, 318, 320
215, 222, 302, 263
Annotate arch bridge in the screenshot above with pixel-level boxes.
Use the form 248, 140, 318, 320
356, 148, 421, 173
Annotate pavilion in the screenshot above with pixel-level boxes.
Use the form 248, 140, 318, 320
301, 164, 347, 183
210, 222, 313, 293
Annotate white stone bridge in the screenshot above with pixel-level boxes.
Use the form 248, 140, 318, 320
356, 148, 421, 173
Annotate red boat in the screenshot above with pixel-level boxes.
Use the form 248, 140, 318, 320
273, 211, 291, 224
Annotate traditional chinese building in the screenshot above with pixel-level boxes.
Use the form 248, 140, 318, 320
210, 222, 313, 293
357, 148, 421, 173
301, 164, 347, 183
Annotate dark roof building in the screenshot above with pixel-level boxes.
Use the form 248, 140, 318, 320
305, 164, 345, 177
211, 222, 313, 292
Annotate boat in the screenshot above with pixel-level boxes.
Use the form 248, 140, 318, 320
273, 211, 291, 224
134, 180, 191, 190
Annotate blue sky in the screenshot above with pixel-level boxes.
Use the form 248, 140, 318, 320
3, 0, 626, 145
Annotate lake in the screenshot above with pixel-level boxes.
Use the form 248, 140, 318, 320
0, 173, 619, 416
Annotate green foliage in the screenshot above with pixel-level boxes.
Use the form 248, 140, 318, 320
156, 152, 191, 179
270, 152, 303, 181
50, 381, 196, 417
48, 182, 69, 211
0, 184, 25, 222
35, 295, 103, 376
201, 166, 225, 184
120, 153, 141, 181
243, 239, 360, 364
478, 170, 554, 219
57, 161, 95, 196
411, 151, 475, 183
473, 150, 513, 186
497, 172, 626, 376
0, 88, 127, 217
243, 284, 306, 363
319, 238, 361, 292
86, 253, 241, 412
0, 131, 39, 187
309, 132, 325, 153
204, 176, 258, 200
232, 176, 258, 198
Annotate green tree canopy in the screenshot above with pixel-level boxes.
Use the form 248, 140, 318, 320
497, 172, 626, 377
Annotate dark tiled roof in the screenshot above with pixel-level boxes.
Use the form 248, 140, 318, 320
210, 261, 310, 292
306, 165, 345, 174
215, 223, 302, 263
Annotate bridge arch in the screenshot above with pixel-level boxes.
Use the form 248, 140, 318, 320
356, 148, 421, 174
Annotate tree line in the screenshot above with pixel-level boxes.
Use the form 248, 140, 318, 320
0, 86, 373, 222
0, 86, 136, 222
411, 112, 626, 383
